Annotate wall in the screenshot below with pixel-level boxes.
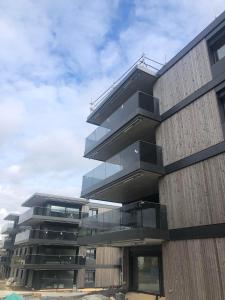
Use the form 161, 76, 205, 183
159, 153, 225, 229
162, 239, 225, 300
154, 39, 212, 114
96, 247, 121, 265
156, 90, 223, 165
95, 268, 121, 287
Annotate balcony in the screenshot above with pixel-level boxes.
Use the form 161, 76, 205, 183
1, 222, 15, 234
18, 206, 88, 226
85, 91, 160, 161
14, 229, 78, 246
3, 238, 14, 249
11, 254, 86, 269
81, 141, 164, 202
87, 59, 160, 126
78, 201, 168, 246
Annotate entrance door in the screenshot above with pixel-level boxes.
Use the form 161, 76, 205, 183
137, 256, 160, 294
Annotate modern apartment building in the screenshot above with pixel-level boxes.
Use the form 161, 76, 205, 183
8, 193, 121, 290
0, 214, 19, 279
79, 10, 225, 300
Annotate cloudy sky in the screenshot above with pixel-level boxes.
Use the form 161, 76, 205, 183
0, 0, 225, 219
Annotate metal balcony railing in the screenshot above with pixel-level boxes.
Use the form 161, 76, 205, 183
90, 55, 163, 112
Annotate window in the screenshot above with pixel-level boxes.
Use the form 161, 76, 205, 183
85, 270, 95, 285
20, 269, 24, 279
208, 28, 225, 63
86, 248, 96, 262
89, 208, 98, 217
137, 256, 160, 294
217, 89, 225, 131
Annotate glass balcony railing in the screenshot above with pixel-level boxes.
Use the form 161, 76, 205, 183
18, 206, 88, 225
79, 201, 167, 237
15, 228, 78, 244
85, 92, 159, 155
12, 254, 86, 265
1, 222, 14, 234
3, 238, 14, 249
81, 141, 163, 197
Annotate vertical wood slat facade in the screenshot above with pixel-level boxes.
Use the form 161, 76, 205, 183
77, 246, 121, 288
154, 39, 212, 114
159, 149, 225, 230
163, 239, 225, 300
156, 90, 224, 165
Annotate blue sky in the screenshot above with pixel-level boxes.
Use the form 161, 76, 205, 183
0, 0, 225, 219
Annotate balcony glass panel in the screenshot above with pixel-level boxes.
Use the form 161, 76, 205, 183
79, 201, 167, 236
85, 92, 158, 154
19, 206, 88, 224
1, 222, 14, 234
15, 229, 78, 244
12, 254, 86, 265
81, 141, 163, 196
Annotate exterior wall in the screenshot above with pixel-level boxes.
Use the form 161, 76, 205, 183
96, 247, 121, 265
162, 239, 225, 300
154, 39, 212, 114
95, 268, 121, 287
159, 153, 225, 229
156, 90, 223, 165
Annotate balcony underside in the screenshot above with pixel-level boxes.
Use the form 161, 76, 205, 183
78, 228, 168, 247
14, 239, 78, 246
87, 66, 157, 125
19, 215, 81, 226
81, 169, 163, 203
85, 115, 159, 161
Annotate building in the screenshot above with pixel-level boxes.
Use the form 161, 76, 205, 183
0, 214, 19, 279
9, 193, 121, 290
79, 10, 225, 300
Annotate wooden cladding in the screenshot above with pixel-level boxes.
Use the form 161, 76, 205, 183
163, 239, 225, 300
154, 39, 212, 114
95, 268, 121, 287
156, 90, 224, 165
96, 247, 121, 265
159, 153, 225, 229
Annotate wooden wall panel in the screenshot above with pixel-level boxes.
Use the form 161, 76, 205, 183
95, 268, 121, 287
156, 90, 223, 165
163, 239, 225, 300
96, 247, 121, 265
159, 153, 225, 229
77, 269, 85, 288
154, 39, 212, 114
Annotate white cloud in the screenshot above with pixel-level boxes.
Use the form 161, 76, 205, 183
0, 0, 224, 213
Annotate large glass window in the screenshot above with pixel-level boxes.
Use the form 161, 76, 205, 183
86, 248, 96, 263
208, 29, 225, 63
85, 270, 95, 285
89, 208, 98, 217
137, 256, 160, 294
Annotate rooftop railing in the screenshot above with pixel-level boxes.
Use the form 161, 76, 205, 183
90, 55, 163, 112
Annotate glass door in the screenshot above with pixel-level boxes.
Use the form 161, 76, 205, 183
137, 256, 160, 294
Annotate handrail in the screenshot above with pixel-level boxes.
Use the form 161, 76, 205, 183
90, 55, 164, 112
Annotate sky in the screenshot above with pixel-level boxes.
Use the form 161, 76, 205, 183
0, 0, 225, 221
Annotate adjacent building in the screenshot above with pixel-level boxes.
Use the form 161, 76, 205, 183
0, 214, 19, 279
79, 10, 225, 300
3, 193, 121, 290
